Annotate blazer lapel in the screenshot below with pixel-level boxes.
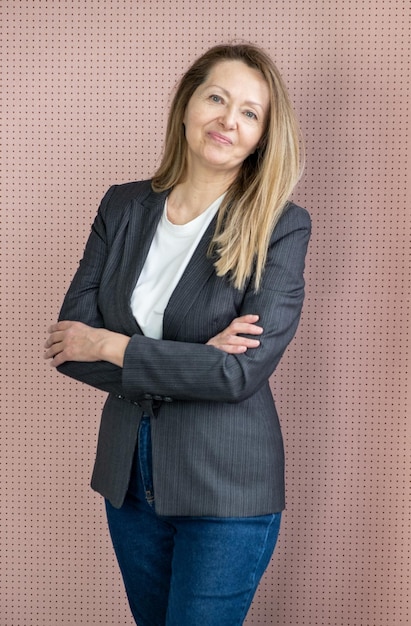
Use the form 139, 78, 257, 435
123, 192, 167, 295
114, 188, 168, 334
163, 215, 218, 341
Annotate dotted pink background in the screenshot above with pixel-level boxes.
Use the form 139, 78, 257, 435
1, 1, 410, 624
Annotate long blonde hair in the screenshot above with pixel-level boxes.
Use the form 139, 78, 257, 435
152, 43, 303, 290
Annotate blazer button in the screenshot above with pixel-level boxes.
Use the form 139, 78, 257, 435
153, 395, 162, 401
163, 396, 173, 403
143, 393, 153, 400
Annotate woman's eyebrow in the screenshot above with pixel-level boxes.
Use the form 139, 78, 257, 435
206, 84, 265, 110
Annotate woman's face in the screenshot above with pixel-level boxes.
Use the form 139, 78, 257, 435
183, 60, 270, 180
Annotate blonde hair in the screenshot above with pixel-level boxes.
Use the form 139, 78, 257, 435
152, 43, 304, 290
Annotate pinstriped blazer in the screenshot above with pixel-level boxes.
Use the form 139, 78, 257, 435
57, 180, 311, 516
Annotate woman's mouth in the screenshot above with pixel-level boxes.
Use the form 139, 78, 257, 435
208, 131, 233, 145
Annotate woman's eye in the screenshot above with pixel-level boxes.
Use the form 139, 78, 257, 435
209, 94, 223, 103
244, 110, 258, 120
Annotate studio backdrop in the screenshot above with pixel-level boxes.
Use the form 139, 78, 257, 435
1, 1, 409, 624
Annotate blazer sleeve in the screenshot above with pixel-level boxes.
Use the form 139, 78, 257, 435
122, 204, 311, 403
56, 185, 127, 396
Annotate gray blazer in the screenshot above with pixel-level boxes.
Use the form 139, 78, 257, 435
57, 180, 311, 517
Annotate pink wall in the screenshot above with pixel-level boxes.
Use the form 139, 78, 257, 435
1, 1, 410, 624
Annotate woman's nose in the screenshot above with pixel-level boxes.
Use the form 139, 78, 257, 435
218, 108, 237, 129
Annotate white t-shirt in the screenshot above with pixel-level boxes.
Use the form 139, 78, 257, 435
130, 194, 224, 339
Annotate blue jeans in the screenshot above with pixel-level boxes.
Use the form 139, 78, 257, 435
106, 414, 281, 626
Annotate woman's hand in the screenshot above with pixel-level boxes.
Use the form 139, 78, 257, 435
44, 321, 130, 368
206, 314, 263, 354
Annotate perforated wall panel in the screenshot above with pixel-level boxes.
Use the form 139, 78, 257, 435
1, 1, 409, 624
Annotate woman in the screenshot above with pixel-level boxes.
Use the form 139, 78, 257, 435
45, 43, 311, 626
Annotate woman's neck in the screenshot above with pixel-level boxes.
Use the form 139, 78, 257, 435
167, 172, 234, 225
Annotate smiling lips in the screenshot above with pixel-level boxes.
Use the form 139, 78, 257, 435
208, 131, 233, 145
